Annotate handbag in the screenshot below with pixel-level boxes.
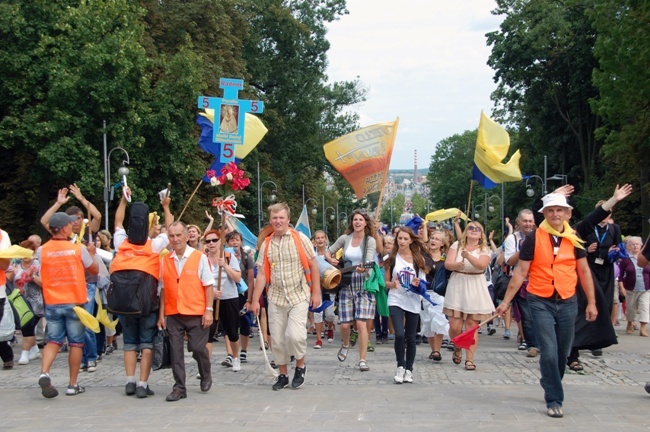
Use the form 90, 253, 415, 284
7, 287, 35, 329
432, 267, 451, 296
152, 329, 171, 371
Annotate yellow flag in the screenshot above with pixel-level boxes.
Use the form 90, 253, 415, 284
473, 111, 523, 187
323, 118, 399, 198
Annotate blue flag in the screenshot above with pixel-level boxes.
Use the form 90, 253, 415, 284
295, 205, 311, 239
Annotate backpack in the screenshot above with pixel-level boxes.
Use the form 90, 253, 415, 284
127, 202, 149, 246
492, 264, 511, 301
107, 270, 158, 317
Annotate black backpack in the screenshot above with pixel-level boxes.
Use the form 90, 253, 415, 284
107, 270, 158, 317
128, 202, 149, 246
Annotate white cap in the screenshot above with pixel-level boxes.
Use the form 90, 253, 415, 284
539, 193, 573, 212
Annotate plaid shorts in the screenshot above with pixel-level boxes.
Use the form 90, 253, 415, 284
339, 273, 376, 323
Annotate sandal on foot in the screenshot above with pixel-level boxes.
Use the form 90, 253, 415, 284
358, 360, 369, 371
464, 360, 476, 371
337, 345, 349, 362
547, 406, 563, 418
452, 348, 462, 365
430, 351, 442, 361
568, 361, 584, 374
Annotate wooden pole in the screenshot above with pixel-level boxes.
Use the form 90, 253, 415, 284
213, 212, 226, 322
178, 179, 203, 221
466, 180, 474, 220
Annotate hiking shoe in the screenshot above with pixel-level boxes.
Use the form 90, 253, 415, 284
136, 385, 154, 398
125, 382, 136, 395
503, 329, 512, 339
487, 326, 496, 336
232, 357, 241, 372
240, 351, 247, 363
66, 384, 85, 396
292, 366, 306, 389
272, 374, 289, 391
79, 364, 88, 372
591, 349, 603, 357
349, 331, 358, 347
105, 345, 115, 355
404, 370, 413, 383
221, 355, 233, 367
327, 329, 334, 342
381, 334, 388, 344
87, 361, 97, 372
39, 374, 59, 398
394, 366, 405, 384
314, 340, 322, 349
547, 407, 563, 418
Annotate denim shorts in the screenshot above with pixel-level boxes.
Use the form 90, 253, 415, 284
44, 304, 86, 347
119, 312, 158, 351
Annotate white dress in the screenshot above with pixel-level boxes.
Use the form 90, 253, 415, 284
443, 241, 495, 316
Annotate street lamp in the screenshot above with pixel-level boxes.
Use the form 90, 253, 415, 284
103, 120, 131, 231
488, 195, 503, 236
525, 155, 569, 197
305, 198, 318, 217
324, 205, 336, 237
337, 212, 348, 238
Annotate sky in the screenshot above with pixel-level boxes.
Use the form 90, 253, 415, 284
325, 0, 503, 170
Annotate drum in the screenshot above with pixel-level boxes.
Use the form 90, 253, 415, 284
316, 256, 341, 290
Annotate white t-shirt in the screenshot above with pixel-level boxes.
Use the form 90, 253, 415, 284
345, 245, 363, 266
209, 253, 240, 300
388, 253, 425, 314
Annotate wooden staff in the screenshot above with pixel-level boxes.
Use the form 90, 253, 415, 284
213, 211, 227, 322
178, 179, 203, 221
466, 179, 474, 220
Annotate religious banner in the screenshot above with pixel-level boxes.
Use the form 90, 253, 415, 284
323, 118, 399, 198
198, 78, 265, 164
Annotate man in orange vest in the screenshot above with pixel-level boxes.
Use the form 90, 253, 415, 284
250, 203, 321, 391
38, 212, 99, 398
112, 188, 172, 398
158, 221, 215, 402
497, 193, 597, 418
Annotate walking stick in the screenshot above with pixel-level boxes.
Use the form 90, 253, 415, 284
178, 179, 203, 221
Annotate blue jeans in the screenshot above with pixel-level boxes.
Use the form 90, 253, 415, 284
82, 283, 97, 365
515, 294, 538, 348
44, 304, 86, 346
527, 293, 577, 408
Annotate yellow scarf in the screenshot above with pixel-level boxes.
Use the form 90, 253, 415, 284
539, 220, 585, 250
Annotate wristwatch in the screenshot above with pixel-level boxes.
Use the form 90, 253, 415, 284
206, 307, 214, 312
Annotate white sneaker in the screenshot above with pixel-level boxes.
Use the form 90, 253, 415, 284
404, 369, 413, 383
29, 346, 41, 360
394, 366, 405, 384
232, 357, 241, 372
18, 351, 30, 365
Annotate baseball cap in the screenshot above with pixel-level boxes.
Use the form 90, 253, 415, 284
48, 212, 77, 229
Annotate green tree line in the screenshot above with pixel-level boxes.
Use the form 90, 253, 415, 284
426, 0, 649, 239
0, 0, 364, 240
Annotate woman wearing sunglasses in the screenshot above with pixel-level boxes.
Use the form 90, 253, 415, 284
443, 221, 494, 370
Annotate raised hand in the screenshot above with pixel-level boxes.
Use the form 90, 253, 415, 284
69, 183, 85, 202
57, 188, 70, 205
553, 184, 574, 197
612, 184, 633, 202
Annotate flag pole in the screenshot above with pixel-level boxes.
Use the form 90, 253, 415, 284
466, 179, 474, 220
374, 117, 400, 221
178, 179, 203, 221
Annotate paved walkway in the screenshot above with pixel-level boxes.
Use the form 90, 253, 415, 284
1, 322, 648, 431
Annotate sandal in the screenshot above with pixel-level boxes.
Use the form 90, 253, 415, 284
452, 348, 462, 365
337, 345, 349, 362
464, 360, 476, 371
429, 351, 442, 362
568, 361, 584, 374
358, 360, 370, 371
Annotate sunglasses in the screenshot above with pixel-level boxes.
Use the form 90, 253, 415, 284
204, 238, 220, 244
467, 226, 481, 232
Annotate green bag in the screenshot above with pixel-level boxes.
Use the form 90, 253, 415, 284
8, 288, 35, 329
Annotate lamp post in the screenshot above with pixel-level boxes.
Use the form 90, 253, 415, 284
487, 194, 503, 236
257, 163, 278, 231
103, 120, 131, 231
525, 155, 568, 197
473, 204, 485, 227
324, 204, 336, 237
337, 212, 348, 238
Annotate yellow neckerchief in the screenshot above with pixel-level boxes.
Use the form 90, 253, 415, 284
72, 221, 87, 244
539, 219, 585, 250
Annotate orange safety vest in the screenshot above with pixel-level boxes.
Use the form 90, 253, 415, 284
262, 228, 312, 290
527, 227, 578, 299
162, 249, 206, 315
40, 239, 87, 305
111, 239, 160, 279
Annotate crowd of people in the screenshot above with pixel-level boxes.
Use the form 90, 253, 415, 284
0, 182, 649, 417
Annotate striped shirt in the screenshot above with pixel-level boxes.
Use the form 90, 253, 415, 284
256, 230, 315, 307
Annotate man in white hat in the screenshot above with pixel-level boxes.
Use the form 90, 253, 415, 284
496, 193, 596, 419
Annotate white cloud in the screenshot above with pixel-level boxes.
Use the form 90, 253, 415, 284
326, 0, 503, 169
